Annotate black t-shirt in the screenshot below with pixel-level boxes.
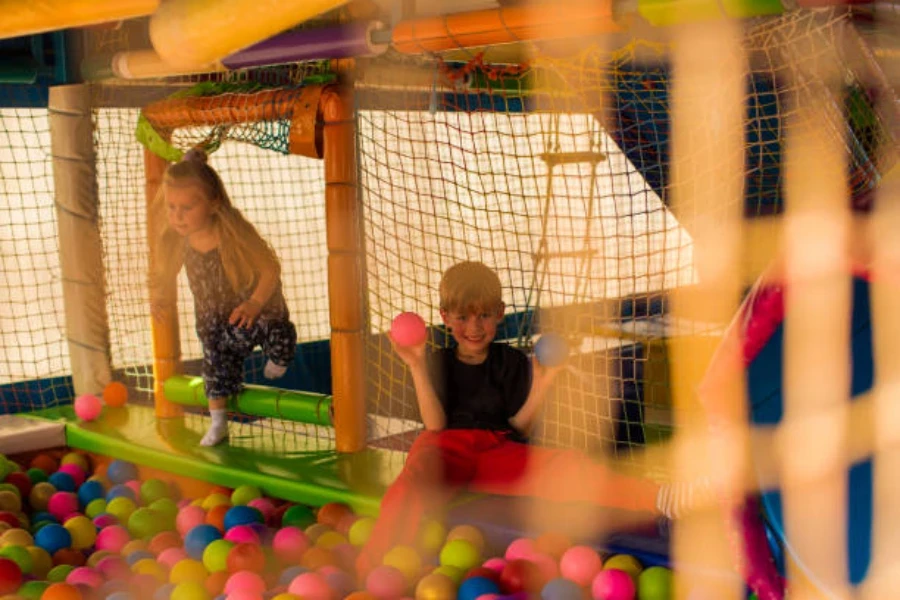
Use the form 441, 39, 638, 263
428, 343, 531, 440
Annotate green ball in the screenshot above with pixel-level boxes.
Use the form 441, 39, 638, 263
638, 566, 673, 600
17, 580, 49, 600
25, 469, 47, 484
604, 553, 643, 584
281, 505, 316, 529
47, 564, 75, 582
140, 479, 170, 504
106, 496, 137, 523
128, 507, 162, 539
231, 485, 262, 506
0, 483, 20, 498
438, 539, 480, 572
0, 545, 32, 573
201, 539, 234, 573
85, 498, 107, 519
149, 498, 178, 530
0, 461, 14, 481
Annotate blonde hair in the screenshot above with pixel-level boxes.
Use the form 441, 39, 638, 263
439, 261, 503, 314
149, 149, 280, 299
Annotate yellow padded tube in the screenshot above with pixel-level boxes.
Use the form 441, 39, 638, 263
0, 0, 159, 39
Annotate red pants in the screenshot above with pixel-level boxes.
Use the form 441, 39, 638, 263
360, 429, 660, 565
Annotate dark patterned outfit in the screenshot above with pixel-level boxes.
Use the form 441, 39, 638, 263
184, 245, 296, 399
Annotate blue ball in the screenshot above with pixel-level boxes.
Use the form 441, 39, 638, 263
279, 565, 309, 585
222, 505, 263, 531
34, 523, 72, 554
458, 576, 501, 600
535, 333, 568, 367
106, 484, 136, 502
106, 460, 138, 485
183, 524, 222, 559
541, 577, 584, 600
32, 511, 57, 524
77, 480, 105, 508
47, 472, 76, 492
125, 550, 155, 566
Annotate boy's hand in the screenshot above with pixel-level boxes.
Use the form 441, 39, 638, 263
389, 333, 426, 368
531, 354, 565, 390
229, 299, 262, 329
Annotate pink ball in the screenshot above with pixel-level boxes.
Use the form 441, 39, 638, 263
66, 566, 104, 587
530, 552, 559, 582
157, 547, 188, 568
95, 525, 131, 553
482, 558, 507, 573
476, 596, 502, 600
225, 570, 267, 595
93, 513, 118, 528
124, 480, 141, 498
48, 492, 79, 521
591, 569, 636, 600
247, 498, 275, 521
95, 556, 130, 580
225, 524, 261, 545
226, 592, 264, 600
176, 505, 206, 536
57, 464, 86, 487
560, 545, 603, 587
390, 312, 427, 347
366, 565, 407, 600
74, 394, 103, 421
288, 572, 334, 600
272, 527, 310, 562
504, 538, 537, 562
317, 565, 341, 577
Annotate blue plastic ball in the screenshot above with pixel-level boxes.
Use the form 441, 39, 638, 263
458, 576, 501, 600
541, 577, 584, 600
34, 523, 72, 554
106, 460, 138, 485
535, 333, 568, 367
77, 480, 105, 508
183, 524, 222, 559
125, 550, 155, 566
47, 472, 76, 492
32, 511, 57, 524
106, 484, 136, 502
222, 505, 263, 531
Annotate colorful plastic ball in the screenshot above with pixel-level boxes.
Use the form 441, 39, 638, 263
271, 594, 302, 600
106, 497, 137, 525
414, 572, 456, 600
281, 505, 316, 529
315, 530, 347, 549
184, 524, 222, 560
107, 484, 137, 502
177, 505, 207, 536
431, 565, 463, 585
439, 539, 481, 572
96, 556, 130, 580
57, 464, 86, 488
139, 479, 170, 504
47, 492, 78, 522
106, 461, 139, 485
304, 523, 331, 543
317, 502, 353, 528
272, 527, 310, 562
482, 558, 506, 573
603, 555, 642, 585
230, 486, 262, 507
226, 542, 266, 573
75, 479, 103, 507
73, 394, 102, 421
30, 455, 58, 474
0, 527, 32, 547
66, 566, 103, 587
131, 557, 167, 582
0, 545, 30, 574
125, 550, 155, 566
0, 514, 17, 530
391, 312, 427, 347
40, 582, 82, 600
245, 498, 275, 522
224, 524, 260, 545
201, 493, 231, 511
103, 381, 128, 407
301, 546, 336, 570
0, 557, 20, 594
499, 559, 543, 594
201, 539, 234, 573
170, 558, 209, 584
60, 453, 90, 472
47, 473, 76, 493
34, 523, 71, 555
158, 547, 190, 569
534, 334, 568, 367
4, 472, 32, 498
95, 525, 131, 553
592, 569, 636, 600
28, 482, 56, 512
62, 515, 96, 550
26, 544, 52, 577
278, 565, 309, 585
52, 547, 86, 567
446, 525, 485, 555
84, 498, 106, 519
637, 566, 672, 600
347, 517, 376, 547
458, 576, 500, 600
560, 546, 603, 587
171, 580, 210, 600
26, 468, 48, 484
366, 564, 408, 599
47, 563, 75, 582
417, 520, 447, 554
224, 570, 266, 595
223, 506, 262, 532
149, 530, 182, 555
128, 507, 163, 539
383, 545, 422, 583
109, 593, 137, 600
0, 492, 19, 514
542, 577, 584, 600
92, 513, 118, 529
504, 538, 536, 562
16, 579, 49, 600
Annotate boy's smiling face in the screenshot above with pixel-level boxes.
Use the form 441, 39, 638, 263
441, 303, 505, 359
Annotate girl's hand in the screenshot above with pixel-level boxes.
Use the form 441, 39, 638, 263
389, 333, 426, 368
229, 299, 262, 329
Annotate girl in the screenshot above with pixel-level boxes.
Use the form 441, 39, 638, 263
150, 148, 297, 446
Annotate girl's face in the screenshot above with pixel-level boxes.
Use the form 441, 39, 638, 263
165, 182, 215, 239
441, 304, 504, 358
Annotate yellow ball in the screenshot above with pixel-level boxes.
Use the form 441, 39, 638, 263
201, 493, 230, 510
63, 515, 96, 550
85, 498, 107, 519
438, 539, 480, 572
0, 491, 21, 513
315, 531, 347, 549
415, 572, 457, 600
170, 581, 210, 600
28, 482, 56, 512
0, 528, 33, 547
170, 558, 209, 584
348, 517, 376, 546
60, 452, 90, 472
446, 525, 485, 555
431, 565, 463, 584
383, 545, 422, 583
106, 496, 137, 523
132, 557, 167, 581
418, 519, 447, 554
121, 539, 148, 556
271, 595, 301, 600
603, 554, 643, 584
304, 523, 331, 543
26, 545, 52, 578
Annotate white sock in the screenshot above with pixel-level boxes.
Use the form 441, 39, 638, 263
263, 359, 288, 380
200, 408, 228, 446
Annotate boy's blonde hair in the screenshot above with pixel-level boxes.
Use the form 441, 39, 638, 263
439, 261, 503, 314
149, 149, 280, 300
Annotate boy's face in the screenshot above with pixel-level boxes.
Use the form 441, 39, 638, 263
440, 303, 505, 356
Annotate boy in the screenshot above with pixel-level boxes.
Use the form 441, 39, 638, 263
358, 261, 688, 572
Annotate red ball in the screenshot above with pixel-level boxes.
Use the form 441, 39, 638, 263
390, 312, 427, 347
317, 502, 353, 528
499, 559, 544, 594
4, 471, 32, 498
0, 512, 20, 528
0, 558, 22, 595
227, 543, 267, 573
464, 566, 502, 584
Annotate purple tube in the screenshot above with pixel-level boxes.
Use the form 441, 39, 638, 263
222, 21, 385, 70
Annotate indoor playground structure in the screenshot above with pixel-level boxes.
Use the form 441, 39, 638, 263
1, 0, 899, 599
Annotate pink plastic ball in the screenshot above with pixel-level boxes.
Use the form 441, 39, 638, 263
530, 552, 559, 582
390, 312, 427, 347
225, 570, 267, 595
124, 480, 141, 498
560, 545, 603, 587
317, 565, 341, 578
591, 569, 636, 600
157, 547, 189, 568
288, 572, 334, 600
482, 558, 507, 573
476, 596, 502, 600
66, 566, 104, 587
504, 538, 537, 562
57, 464, 87, 487
226, 592, 264, 600
224, 524, 261, 545
247, 498, 275, 521
95, 525, 131, 553
74, 394, 103, 421
48, 492, 79, 521
95, 556, 130, 580
176, 505, 206, 536
366, 565, 407, 599
93, 513, 118, 528
272, 527, 310, 563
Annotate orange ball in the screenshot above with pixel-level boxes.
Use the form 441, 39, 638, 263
317, 502, 353, 528
103, 381, 128, 407
300, 546, 336, 570
226, 543, 266, 573
52, 548, 86, 567
41, 583, 82, 600
148, 531, 182, 555
29, 454, 58, 474
205, 569, 229, 595
205, 504, 229, 532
